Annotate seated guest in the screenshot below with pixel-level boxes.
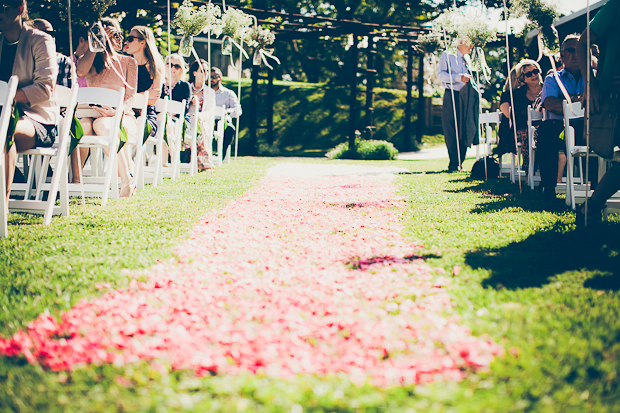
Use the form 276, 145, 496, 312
123, 25, 164, 165
189, 59, 215, 113
210, 66, 241, 162
499, 59, 543, 181
537, 33, 594, 201
74, 17, 138, 198
495, 67, 521, 156
162, 53, 191, 117
0, 0, 59, 205
71, 25, 89, 88
30, 19, 73, 88
162, 54, 210, 170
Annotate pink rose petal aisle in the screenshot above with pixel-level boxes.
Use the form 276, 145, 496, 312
0, 163, 502, 386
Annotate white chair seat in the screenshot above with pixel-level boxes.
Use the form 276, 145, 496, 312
79, 135, 112, 147
20, 147, 58, 156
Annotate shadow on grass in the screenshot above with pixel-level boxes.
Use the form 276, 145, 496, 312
347, 253, 441, 270
466, 221, 620, 290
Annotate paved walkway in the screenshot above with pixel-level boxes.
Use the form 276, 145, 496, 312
397, 145, 477, 161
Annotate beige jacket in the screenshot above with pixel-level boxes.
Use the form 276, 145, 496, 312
0, 25, 59, 126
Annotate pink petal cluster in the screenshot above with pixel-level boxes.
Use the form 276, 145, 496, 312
0, 174, 503, 386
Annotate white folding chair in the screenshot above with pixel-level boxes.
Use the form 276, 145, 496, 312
8, 85, 78, 225
69, 87, 125, 206
180, 103, 200, 176
140, 98, 173, 187
163, 99, 187, 180
128, 92, 149, 191
0, 76, 19, 238
526, 105, 547, 190
212, 106, 233, 166
563, 100, 598, 210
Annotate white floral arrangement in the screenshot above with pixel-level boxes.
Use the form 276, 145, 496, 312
221, 7, 254, 40
245, 25, 280, 68
416, 33, 443, 55
246, 26, 276, 49
173, 0, 223, 37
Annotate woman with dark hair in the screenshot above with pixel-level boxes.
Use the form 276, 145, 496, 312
123, 25, 164, 143
0, 0, 60, 205
189, 59, 215, 113
187, 59, 215, 170
499, 59, 543, 181
74, 17, 138, 197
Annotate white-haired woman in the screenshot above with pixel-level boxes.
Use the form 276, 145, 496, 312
499, 59, 543, 178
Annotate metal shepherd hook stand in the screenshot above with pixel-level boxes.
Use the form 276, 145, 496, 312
502, 0, 522, 193
584, 0, 591, 226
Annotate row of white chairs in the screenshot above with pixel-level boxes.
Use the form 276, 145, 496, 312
0, 76, 230, 238
477, 101, 619, 219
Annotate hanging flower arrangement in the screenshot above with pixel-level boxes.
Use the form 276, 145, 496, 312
245, 25, 280, 69
510, 0, 560, 55
221, 7, 253, 40
415, 33, 443, 56
173, 0, 223, 57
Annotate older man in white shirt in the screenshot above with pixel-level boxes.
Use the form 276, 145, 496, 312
210, 67, 242, 160
437, 40, 474, 171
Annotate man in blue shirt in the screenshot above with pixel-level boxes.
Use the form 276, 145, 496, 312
541, 34, 584, 119
537, 34, 591, 200
437, 40, 474, 171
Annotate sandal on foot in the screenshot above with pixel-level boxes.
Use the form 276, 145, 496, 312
120, 181, 137, 198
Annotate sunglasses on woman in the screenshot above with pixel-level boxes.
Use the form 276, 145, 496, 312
125, 35, 144, 43
523, 69, 540, 78
110, 32, 124, 41
168, 64, 182, 69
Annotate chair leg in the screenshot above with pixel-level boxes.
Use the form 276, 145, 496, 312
25, 155, 36, 200
0, 156, 8, 238
35, 156, 51, 201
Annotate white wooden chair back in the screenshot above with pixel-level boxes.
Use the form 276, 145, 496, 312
526, 105, 546, 189
182, 103, 200, 175
71, 87, 126, 206
163, 99, 187, 180
477, 111, 500, 158
139, 97, 169, 188
563, 100, 593, 209
0, 76, 19, 238
212, 105, 230, 166
9, 84, 78, 225
129, 91, 149, 190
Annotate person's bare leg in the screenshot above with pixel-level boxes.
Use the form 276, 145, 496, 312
93, 117, 134, 183
558, 153, 567, 183
5, 120, 36, 204
71, 118, 93, 183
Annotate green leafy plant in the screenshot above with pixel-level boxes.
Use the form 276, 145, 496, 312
51, 0, 116, 28
326, 138, 399, 160
510, 0, 560, 54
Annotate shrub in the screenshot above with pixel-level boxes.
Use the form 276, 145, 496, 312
326, 138, 399, 160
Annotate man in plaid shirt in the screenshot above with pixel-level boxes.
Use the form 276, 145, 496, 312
31, 19, 73, 87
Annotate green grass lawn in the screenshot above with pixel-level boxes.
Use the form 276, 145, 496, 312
1, 157, 619, 412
